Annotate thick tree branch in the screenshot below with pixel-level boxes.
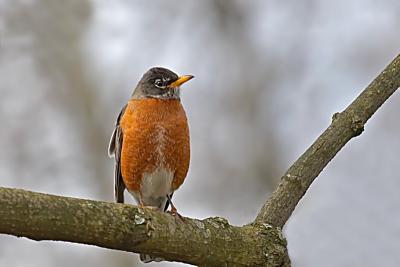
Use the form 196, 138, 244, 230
255, 54, 400, 227
0, 187, 289, 267
1, 54, 399, 266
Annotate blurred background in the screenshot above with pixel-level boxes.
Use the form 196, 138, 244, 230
0, 0, 399, 266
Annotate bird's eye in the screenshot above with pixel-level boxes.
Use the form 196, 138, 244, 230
154, 79, 164, 88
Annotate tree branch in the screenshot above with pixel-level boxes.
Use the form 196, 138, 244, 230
255, 54, 400, 227
1, 54, 399, 266
0, 187, 289, 267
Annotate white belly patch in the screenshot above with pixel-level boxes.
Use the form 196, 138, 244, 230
128, 166, 173, 209
142, 167, 173, 199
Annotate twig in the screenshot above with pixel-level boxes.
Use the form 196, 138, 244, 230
255, 54, 400, 227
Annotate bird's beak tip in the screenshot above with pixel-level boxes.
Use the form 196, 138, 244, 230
169, 75, 194, 87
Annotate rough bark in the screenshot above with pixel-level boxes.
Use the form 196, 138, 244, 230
0, 187, 289, 267
1, 54, 399, 266
256, 54, 400, 227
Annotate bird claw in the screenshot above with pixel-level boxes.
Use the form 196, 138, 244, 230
167, 207, 186, 222
170, 205, 178, 215
139, 202, 160, 211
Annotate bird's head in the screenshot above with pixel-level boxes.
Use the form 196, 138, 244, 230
132, 67, 194, 100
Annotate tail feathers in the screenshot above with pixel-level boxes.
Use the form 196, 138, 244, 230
140, 254, 164, 263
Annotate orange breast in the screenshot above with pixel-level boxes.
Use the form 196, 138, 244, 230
120, 98, 190, 193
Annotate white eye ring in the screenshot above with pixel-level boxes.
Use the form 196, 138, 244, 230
154, 79, 164, 88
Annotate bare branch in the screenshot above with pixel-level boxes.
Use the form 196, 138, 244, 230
2, 54, 399, 266
255, 54, 400, 227
0, 187, 289, 267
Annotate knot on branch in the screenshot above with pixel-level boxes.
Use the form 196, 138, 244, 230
332, 112, 364, 137
331, 112, 341, 122
254, 223, 290, 267
350, 115, 364, 136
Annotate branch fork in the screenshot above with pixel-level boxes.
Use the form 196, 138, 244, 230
1, 54, 399, 266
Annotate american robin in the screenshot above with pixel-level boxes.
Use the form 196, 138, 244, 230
108, 67, 193, 215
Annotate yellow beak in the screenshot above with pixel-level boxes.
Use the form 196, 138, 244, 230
169, 75, 194, 88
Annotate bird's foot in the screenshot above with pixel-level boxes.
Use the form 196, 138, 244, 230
140, 205, 160, 211
168, 205, 178, 215
167, 205, 185, 221
138, 201, 160, 211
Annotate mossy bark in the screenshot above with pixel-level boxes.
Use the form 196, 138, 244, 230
1, 54, 399, 266
0, 187, 289, 266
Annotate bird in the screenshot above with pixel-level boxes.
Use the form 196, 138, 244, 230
108, 67, 193, 262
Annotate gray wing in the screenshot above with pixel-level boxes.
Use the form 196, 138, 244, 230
108, 104, 127, 203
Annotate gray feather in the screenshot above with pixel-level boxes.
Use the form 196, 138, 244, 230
109, 104, 127, 203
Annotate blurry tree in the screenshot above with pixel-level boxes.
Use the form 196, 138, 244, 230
1, 0, 286, 265
0, 0, 135, 266
0, 52, 399, 266
1, 0, 400, 266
